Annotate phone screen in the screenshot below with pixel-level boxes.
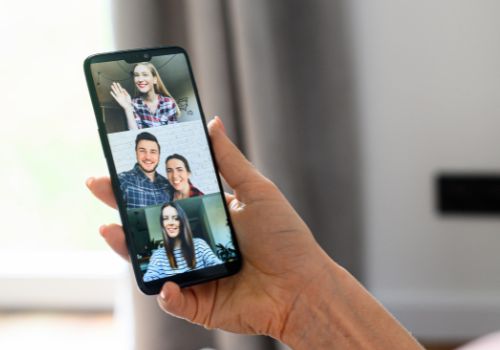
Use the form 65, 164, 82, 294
85, 47, 240, 294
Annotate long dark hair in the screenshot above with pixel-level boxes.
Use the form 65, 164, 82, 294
159, 201, 195, 269
165, 153, 191, 172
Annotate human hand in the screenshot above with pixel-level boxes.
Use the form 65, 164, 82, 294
86, 116, 331, 342
110, 82, 132, 111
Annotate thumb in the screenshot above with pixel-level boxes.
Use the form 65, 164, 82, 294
157, 282, 211, 327
208, 117, 266, 194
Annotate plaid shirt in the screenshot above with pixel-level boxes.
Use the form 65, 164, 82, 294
189, 183, 204, 197
132, 95, 178, 129
118, 163, 172, 209
173, 183, 204, 200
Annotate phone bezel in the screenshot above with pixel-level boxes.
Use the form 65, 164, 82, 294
84, 46, 242, 295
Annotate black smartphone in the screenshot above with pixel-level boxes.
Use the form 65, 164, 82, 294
84, 46, 241, 295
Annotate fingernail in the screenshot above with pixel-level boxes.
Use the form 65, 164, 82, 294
98, 225, 106, 237
215, 116, 226, 134
160, 289, 167, 301
230, 198, 245, 211
85, 177, 95, 188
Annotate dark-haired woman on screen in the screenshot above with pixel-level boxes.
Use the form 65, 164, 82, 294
165, 154, 204, 200
143, 202, 221, 282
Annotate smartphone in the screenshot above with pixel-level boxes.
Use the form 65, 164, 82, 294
84, 46, 241, 295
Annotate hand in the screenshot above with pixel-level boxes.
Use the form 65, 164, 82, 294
87, 117, 424, 350
86, 117, 330, 340
110, 82, 132, 111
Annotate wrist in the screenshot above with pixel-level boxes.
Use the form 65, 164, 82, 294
280, 256, 423, 350
124, 104, 134, 113
279, 255, 343, 349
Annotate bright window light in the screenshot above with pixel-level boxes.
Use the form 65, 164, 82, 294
0, 0, 125, 307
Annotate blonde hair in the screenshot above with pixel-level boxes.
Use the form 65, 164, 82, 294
133, 62, 181, 116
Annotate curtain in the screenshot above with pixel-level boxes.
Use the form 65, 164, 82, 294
112, 1, 362, 349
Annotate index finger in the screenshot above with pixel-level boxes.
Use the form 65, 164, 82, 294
86, 176, 117, 209
208, 117, 262, 192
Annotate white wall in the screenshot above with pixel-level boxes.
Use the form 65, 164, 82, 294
108, 121, 220, 195
347, 0, 500, 340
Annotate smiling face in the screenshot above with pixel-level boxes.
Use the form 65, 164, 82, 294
133, 64, 157, 94
166, 158, 191, 193
135, 139, 160, 174
161, 205, 180, 238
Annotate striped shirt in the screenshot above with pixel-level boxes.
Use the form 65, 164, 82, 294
132, 95, 178, 129
143, 238, 222, 282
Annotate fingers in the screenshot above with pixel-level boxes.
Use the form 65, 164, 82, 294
87, 177, 127, 260
119, 83, 129, 98
86, 177, 117, 209
116, 82, 130, 96
111, 82, 122, 92
208, 117, 264, 193
115, 82, 124, 93
110, 82, 130, 99
110, 82, 120, 97
99, 223, 129, 260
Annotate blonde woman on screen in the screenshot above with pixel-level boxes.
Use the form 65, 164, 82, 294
110, 62, 180, 130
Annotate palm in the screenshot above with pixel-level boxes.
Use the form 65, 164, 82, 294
172, 180, 323, 338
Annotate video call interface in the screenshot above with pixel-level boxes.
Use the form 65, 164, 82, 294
90, 53, 237, 283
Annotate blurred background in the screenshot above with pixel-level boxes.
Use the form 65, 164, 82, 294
1, 0, 500, 349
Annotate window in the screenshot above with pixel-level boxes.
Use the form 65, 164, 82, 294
0, 0, 125, 308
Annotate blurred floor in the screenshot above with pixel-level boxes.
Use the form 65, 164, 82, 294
0, 311, 467, 350
0, 311, 117, 350
424, 344, 463, 350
